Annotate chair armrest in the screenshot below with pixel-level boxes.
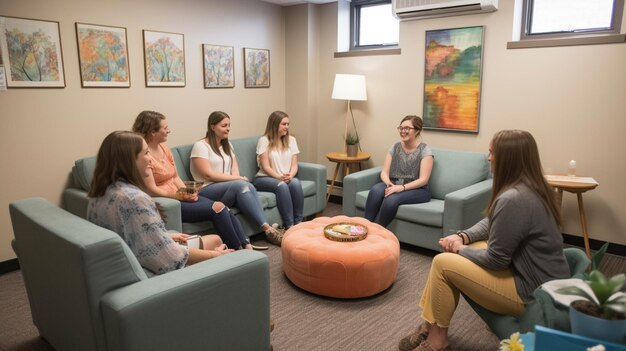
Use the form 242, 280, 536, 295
343, 167, 382, 216
101, 250, 270, 351
298, 162, 327, 213
62, 188, 90, 219
443, 179, 492, 234
154, 197, 183, 233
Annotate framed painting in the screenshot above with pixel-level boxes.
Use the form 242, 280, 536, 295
76, 22, 130, 88
0, 16, 65, 88
243, 47, 269, 88
143, 30, 185, 87
203, 44, 234, 88
422, 26, 484, 133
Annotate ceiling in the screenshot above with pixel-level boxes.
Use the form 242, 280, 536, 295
260, 0, 336, 6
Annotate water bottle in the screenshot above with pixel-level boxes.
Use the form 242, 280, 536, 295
568, 160, 577, 177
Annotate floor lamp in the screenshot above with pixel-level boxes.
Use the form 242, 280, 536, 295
331, 74, 367, 153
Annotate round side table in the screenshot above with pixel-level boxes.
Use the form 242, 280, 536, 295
325, 151, 370, 204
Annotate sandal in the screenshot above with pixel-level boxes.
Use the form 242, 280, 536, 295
251, 244, 269, 250
398, 324, 429, 351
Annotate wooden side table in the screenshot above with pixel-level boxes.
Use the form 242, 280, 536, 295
325, 151, 371, 204
545, 175, 599, 258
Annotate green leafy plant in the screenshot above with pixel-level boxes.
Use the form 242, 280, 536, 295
556, 243, 626, 320
345, 132, 359, 145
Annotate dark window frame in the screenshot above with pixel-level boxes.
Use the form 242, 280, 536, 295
350, 0, 399, 50
520, 0, 625, 40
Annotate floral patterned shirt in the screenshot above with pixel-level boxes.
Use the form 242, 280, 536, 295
87, 180, 188, 275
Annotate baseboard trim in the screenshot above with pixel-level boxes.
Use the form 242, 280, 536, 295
0, 258, 20, 275
562, 233, 625, 256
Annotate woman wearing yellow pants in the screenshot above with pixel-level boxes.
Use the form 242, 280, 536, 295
399, 130, 570, 351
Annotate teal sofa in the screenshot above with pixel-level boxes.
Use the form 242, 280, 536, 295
10, 197, 271, 351
63, 135, 327, 236
342, 148, 492, 251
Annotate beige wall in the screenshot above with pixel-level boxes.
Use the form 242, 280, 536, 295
312, 1, 626, 247
0, 0, 287, 262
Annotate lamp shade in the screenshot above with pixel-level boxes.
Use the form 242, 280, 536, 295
332, 74, 367, 101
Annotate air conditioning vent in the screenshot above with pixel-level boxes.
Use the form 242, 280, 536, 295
393, 0, 497, 20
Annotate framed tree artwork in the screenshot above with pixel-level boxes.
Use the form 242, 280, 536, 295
143, 30, 185, 87
243, 47, 270, 88
0, 16, 65, 88
203, 44, 234, 88
75, 22, 130, 88
423, 26, 485, 133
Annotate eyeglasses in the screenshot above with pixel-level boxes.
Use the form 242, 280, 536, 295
397, 126, 416, 133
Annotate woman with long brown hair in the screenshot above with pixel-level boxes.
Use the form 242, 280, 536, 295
88, 131, 233, 276
399, 130, 569, 351
190, 111, 284, 246
253, 111, 304, 230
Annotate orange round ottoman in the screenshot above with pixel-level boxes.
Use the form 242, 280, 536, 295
281, 215, 400, 298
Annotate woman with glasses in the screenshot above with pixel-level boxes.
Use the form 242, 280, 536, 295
363, 115, 433, 227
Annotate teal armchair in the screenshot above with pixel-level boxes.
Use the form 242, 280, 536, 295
10, 197, 271, 351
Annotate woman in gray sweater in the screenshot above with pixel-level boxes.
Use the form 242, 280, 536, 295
399, 130, 570, 351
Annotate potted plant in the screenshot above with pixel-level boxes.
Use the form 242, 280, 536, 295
555, 243, 626, 344
345, 132, 359, 157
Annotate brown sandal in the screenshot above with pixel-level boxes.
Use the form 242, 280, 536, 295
398, 324, 429, 351
413, 341, 452, 351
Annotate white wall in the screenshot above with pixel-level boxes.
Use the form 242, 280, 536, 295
311, 1, 626, 247
0, 0, 287, 262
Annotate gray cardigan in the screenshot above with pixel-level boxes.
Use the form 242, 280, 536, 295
460, 184, 570, 302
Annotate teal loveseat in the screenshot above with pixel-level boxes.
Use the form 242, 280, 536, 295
10, 197, 271, 351
342, 148, 492, 251
63, 135, 327, 236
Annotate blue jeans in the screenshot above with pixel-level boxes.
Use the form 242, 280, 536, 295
179, 197, 249, 249
363, 182, 431, 227
199, 180, 269, 230
253, 176, 304, 228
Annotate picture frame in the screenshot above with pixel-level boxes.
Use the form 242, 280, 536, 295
202, 44, 234, 88
75, 22, 130, 88
243, 47, 270, 88
422, 26, 485, 133
143, 30, 185, 87
0, 16, 65, 88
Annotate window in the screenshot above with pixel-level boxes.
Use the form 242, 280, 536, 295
350, 0, 399, 50
521, 0, 624, 40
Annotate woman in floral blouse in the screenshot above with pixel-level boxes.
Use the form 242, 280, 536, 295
88, 131, 233, 276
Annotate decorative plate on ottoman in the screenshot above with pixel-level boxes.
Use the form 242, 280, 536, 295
323, 222, 368, 242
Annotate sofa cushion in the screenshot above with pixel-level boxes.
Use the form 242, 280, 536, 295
355, 191, 444, 227
73, 156, 97, 191
231, 136, 261, 179
172, 144, 194, 181
429, 149, 489, 200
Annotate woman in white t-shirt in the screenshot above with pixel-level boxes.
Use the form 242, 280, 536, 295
190, 111, 284, 246
253, 111, 304, 229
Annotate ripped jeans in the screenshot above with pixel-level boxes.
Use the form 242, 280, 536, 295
199, 180, 269, 230
253, 176, 304, 228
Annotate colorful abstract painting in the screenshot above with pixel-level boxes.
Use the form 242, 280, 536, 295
143, 30, 185, 87
76, 23, 129, 88
423, 26, 484, 133
0, 16, 65, 88
244, 48, 270, 88
203, 44, 234, 88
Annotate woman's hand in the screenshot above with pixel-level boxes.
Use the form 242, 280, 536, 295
212, 244, 234, 256
439, 234, 465, 253
170, 233, 192, 244
239, 175, 249, 182
281, 173, 292, 182
384, 184, 404, 197
176, 188, 199, 202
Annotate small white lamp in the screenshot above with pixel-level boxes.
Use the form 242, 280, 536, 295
332, 74, 367, 152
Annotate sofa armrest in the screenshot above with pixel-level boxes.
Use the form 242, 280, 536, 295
62, 188, 90, 219
101, 250, 270, 351
298, 162, 327, 213
154, 197, 183, 233
342, 167, 382, 216
443, 178, 492, 234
